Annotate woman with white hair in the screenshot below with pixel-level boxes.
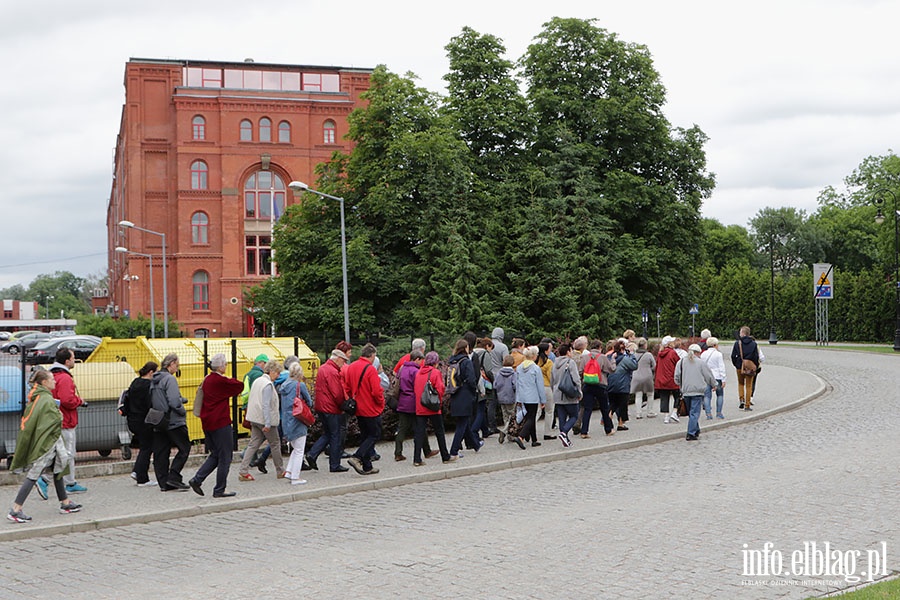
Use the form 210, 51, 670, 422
189, 353, 244, 497
700, 337, 727, 419
238, 360, 286, 481
279, 362, 313, 485
674, 344, 717, 441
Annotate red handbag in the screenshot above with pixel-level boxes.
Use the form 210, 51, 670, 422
292, 395, 315, 427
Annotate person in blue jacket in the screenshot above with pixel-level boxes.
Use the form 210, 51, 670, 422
606, 339, 638, 431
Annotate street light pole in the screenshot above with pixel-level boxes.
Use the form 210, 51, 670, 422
115, 247, 155, 338
118, 221, 168, 337
288, 181, 350, 343
873, 189, 900, 352
45, 295, 54, 320
768, 219, 788, 345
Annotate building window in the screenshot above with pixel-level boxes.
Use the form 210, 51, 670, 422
191, 212, 209, 244
302, 73, 340, 92
323, 120, 336, 144
259, 118, 271, 142
278, 121, 291, 143
244, 171, 285, 219
190, 160, 208, 190
245, 235, 273, 276
192, 116, 206, 140
240, 119, 253, 141
192, 271, 210, 310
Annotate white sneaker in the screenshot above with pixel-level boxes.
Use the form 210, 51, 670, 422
669, 413, 680, 423
635, 414, 643, 419
663, 416, 671, 424
290, 479, 307, 485
137, 480, 157, 487
647, 412, 657, 418
130, 472, 137, 481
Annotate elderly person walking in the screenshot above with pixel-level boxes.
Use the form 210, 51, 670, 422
675, 344, 718, 441
344, 343, 385, 476
412, 351, 451, 465
551, 343, 581, 447
607, 339, 638, 431
189, 353, 244, 497
238, 359, 285, 481
701, 337, 727, 419
151, 353, 192, 492
8, 369, 82, 523
514, 345, 545, 448
123, 361, 158, 486
396, 349, 437, 461
656, 336, 682, 424
279, 362, 313, 485
631, 338, 656, 419
306, 348, 350, 473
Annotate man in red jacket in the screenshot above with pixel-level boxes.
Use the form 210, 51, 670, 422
306, 348, 350, 473
50, 348, 87, 494
344, 343, 385, 476
189, 353, 244, 498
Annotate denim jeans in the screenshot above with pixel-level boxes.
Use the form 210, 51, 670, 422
354, 415, 382, 472
308, 412, 344, 471
556, 403, 579, 435
703, 379, 725, 417
686, 395, 703, 437
193, 426, 234, 495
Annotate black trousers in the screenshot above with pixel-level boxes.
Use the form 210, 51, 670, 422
153, 424, 191, 488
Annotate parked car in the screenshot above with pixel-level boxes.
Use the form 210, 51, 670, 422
10, 330, 43, 340
0, 332, 10, 341
1, 332, 51, 355
25, 336, 101, 365
49, 329, 77, 338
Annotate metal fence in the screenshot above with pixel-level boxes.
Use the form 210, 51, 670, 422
0, 337, 319, 470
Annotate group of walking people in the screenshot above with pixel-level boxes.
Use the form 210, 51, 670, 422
8, 325, 763, 522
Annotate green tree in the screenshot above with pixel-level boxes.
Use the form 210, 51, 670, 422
700, 218, 753, 272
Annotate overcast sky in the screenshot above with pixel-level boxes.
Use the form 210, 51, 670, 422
2, 0, 898, 290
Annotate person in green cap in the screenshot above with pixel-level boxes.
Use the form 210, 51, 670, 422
240, 354, 269, 468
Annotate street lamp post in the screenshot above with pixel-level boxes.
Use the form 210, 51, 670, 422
288, 181, 350, 343
873, 189, 900, 352
118, 220, 168, 337
45, 295, 54, 320
769, 220, 788, 345
116, 247, 155, 338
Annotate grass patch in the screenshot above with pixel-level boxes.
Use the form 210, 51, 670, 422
814, 577, 900, 598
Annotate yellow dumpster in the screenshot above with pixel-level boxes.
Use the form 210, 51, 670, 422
87, 337, 320, 441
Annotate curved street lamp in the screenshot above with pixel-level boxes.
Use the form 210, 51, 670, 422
288, 181, 350, 343
118, 220, 168, 337
116, 247, 156, 338
872, 189, 900, 352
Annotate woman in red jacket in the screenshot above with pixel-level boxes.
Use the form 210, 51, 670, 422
412, 351, 450, 466
654, 336, 682, 423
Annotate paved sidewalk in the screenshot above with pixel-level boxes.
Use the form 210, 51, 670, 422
0, 362, 825, 542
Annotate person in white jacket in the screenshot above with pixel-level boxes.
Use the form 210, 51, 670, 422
700, 337, 727, 419
674, 344, 717, 441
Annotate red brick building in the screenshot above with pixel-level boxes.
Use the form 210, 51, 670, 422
107, 58, 372, 336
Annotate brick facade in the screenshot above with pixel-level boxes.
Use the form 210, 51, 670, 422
107, 58, 371, 336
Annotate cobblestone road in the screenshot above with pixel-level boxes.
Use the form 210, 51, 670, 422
0, 346, 896, 599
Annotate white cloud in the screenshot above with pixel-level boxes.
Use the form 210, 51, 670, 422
2, 0, 900, 289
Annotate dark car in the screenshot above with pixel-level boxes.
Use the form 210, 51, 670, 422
25, 336, 101, 365
1, 332, 51, 355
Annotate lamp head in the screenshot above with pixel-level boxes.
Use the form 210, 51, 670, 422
288, 181, 309, 192
875, 211, 885, 225
115, 246, 128, 254
118, 220, 135, 228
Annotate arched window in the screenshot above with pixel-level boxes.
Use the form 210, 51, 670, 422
191, 212, 209, 244
192, 271, 210, 310
243, 170, 285, 220
278, 120, 291, 143
259, 117, 271, 142
323, 120, 336, 144
190, 160, 208, 190
192, 115, 206, 140
240, 119, 253, 141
